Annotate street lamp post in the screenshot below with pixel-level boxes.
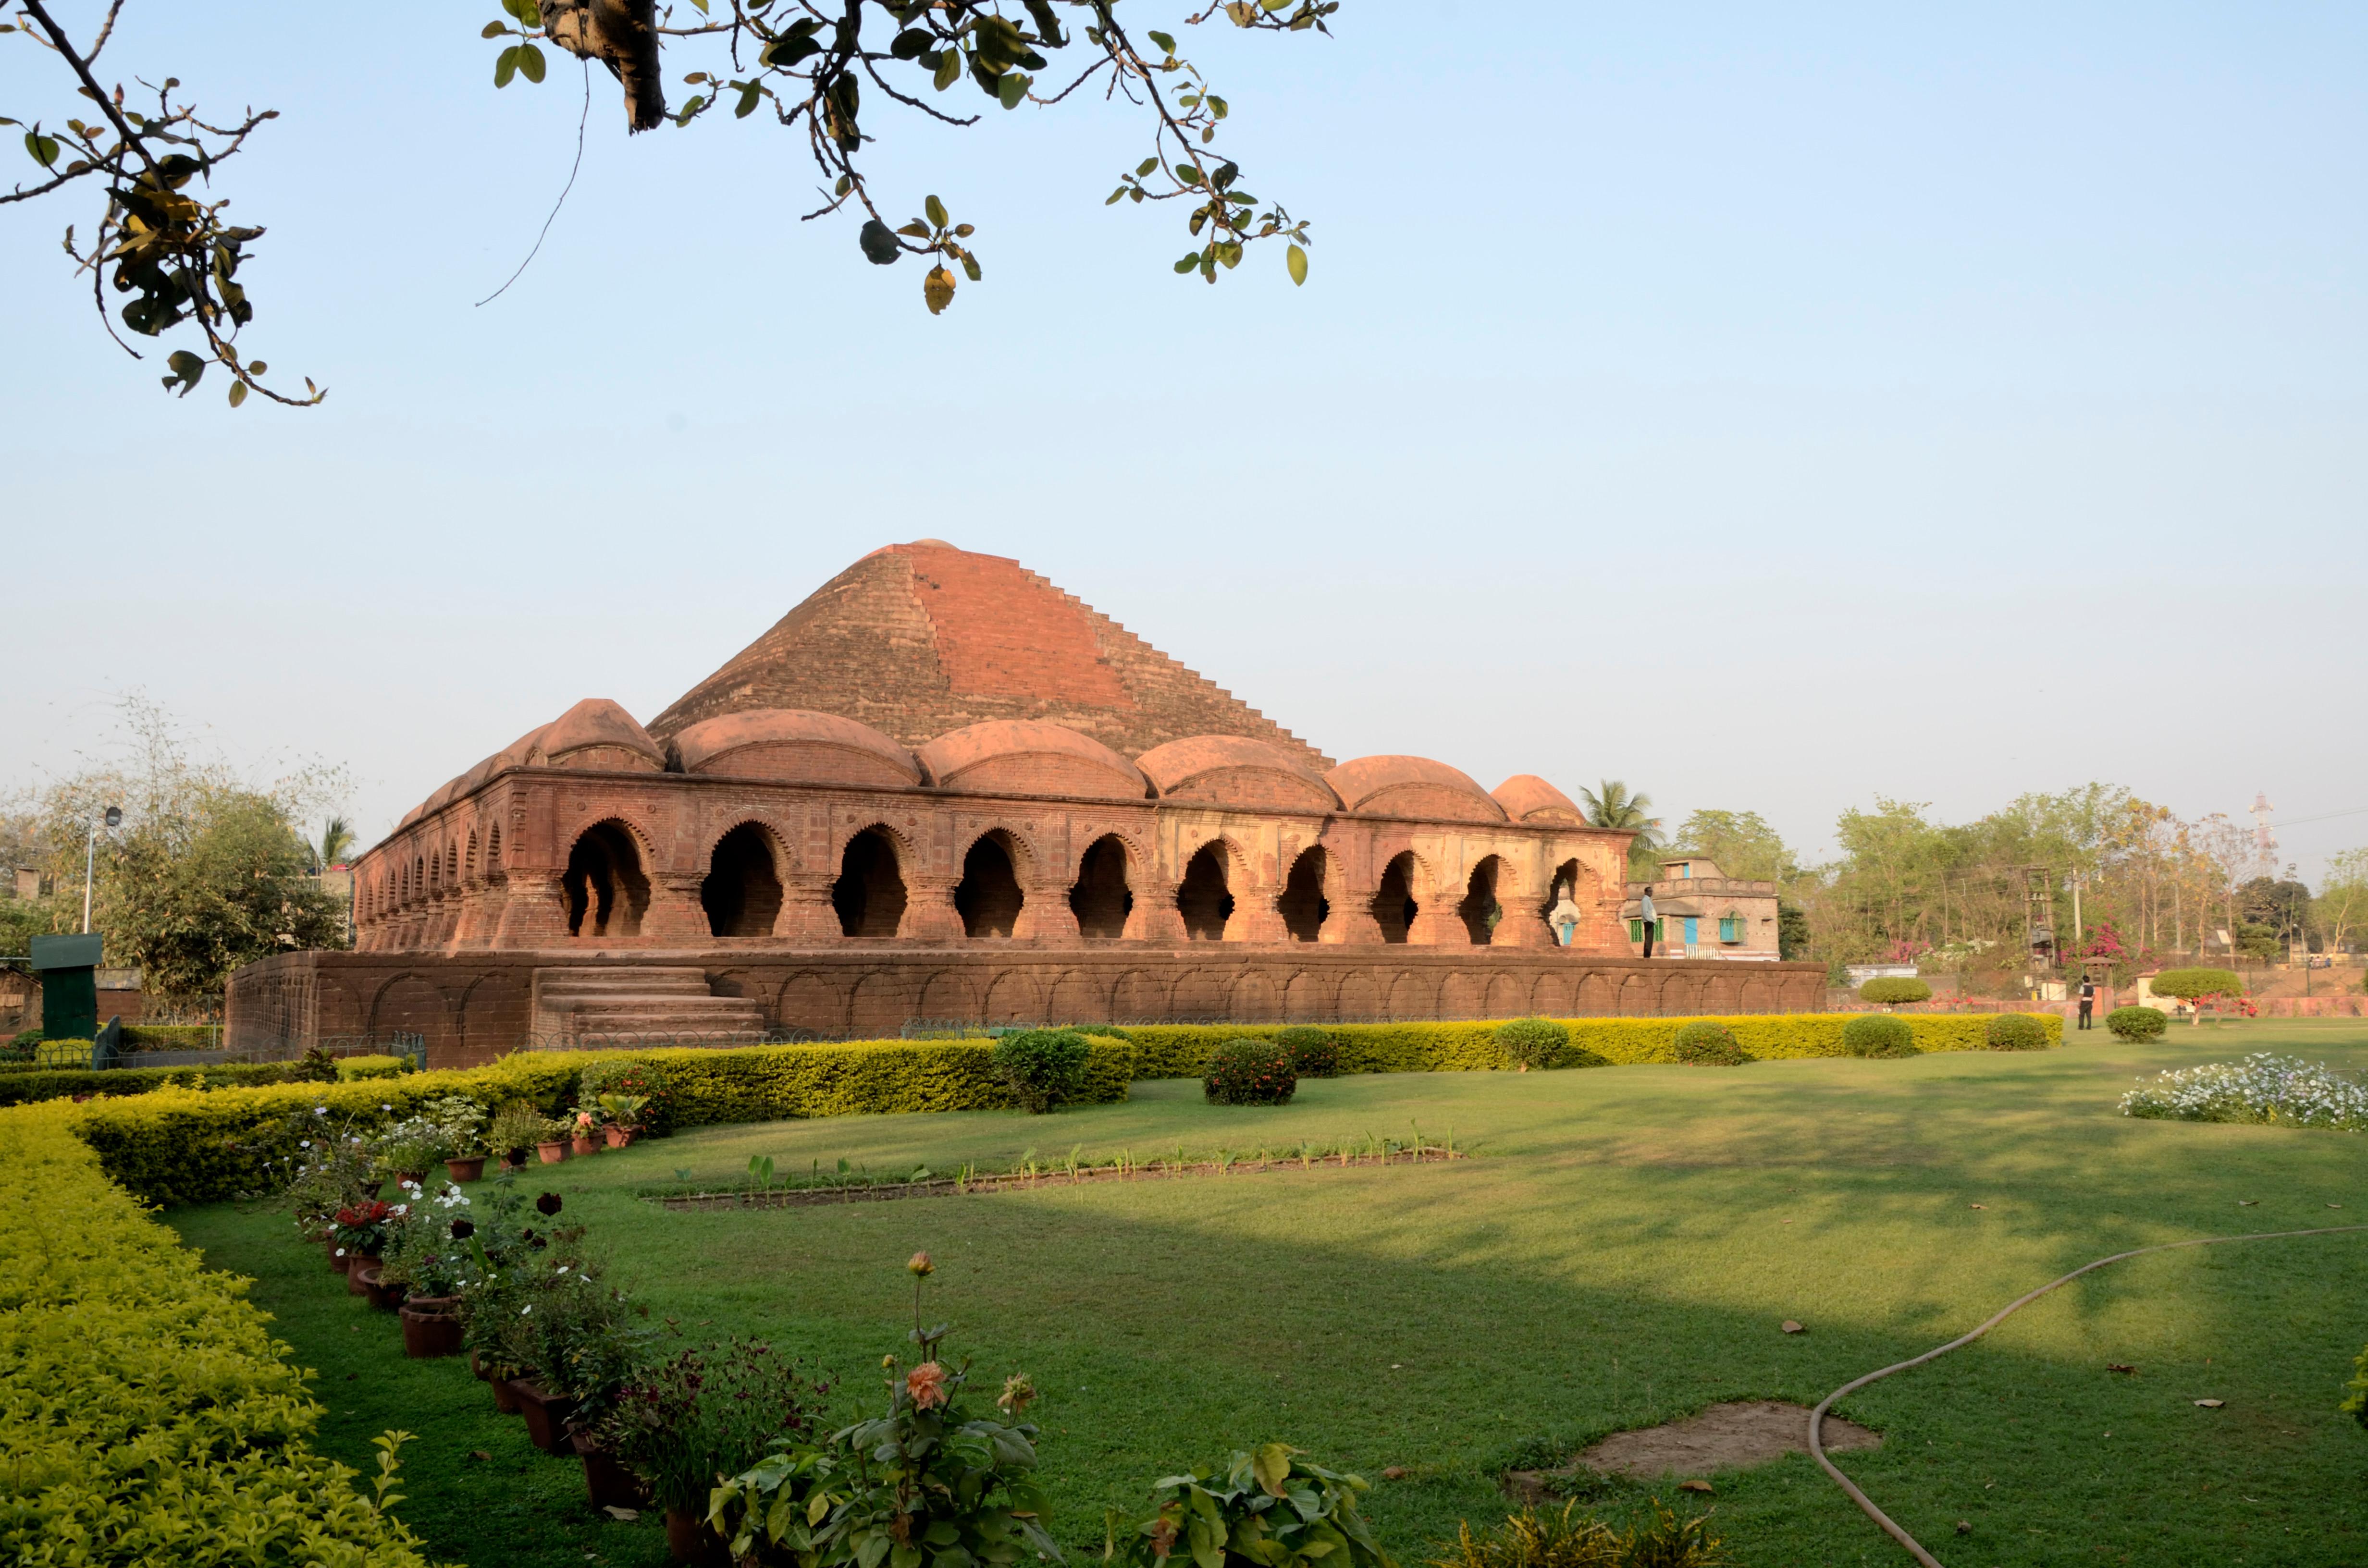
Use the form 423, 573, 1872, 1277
81, 805, 123, 934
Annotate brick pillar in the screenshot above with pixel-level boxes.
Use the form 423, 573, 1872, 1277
1125, 880, 1186, 943
1491, 900, 1553, 948
899, 877, 966, 942
1225, 887, 1289, 943
495, 870, 571, 946
644, 872, 712, 941
1323, 887, 1384, 945
1013, 881, 1079, 942
775, 873, 843, 940
1407, 903, 1464, 945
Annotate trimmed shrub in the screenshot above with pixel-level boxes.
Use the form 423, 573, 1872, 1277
2107, 1005, 2169, 1041
578, 1056, 677, 1135
1673, 1021, 1750, 1066
0, 1102, 435, 1564
121, 1024, 222, 1050
1116, 1014, 2058, 1077
1203, 1037, 1297, 1105
2151, 968, 2245, 1002
1986, 1013, 2050, 1052
1275, 1025, 1341, 1078
1840, 1015, 1917, 1059
0, 1059, 300, 1107
991, 1028, 1094, 1113
334, 1054, 409, 1080
1858, 977, 1933, 1005
1494, 1017, 1569, 1070
69, 1036, 1135, 1206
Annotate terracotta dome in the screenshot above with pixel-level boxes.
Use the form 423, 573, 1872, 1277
1325, 756, 1506, 824
916, 721, 1149, 801
537, 698, 665, 772
1137, 735, 1340, 812
670, 709, 921, 788
1492, 775, 1586, 826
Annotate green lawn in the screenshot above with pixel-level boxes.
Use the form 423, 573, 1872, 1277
169, 1020, 2368, 1568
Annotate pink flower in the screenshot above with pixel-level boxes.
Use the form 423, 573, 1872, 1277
906, 1361, 948, 1410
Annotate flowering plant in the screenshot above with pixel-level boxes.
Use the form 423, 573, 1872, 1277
332, 1199, 397, 1258
710, 1253, 1052, 1567
2119, 1054, 2368, 1130
376, 1180, 475, 1296
603, 1337, 826, 1514
580, 1059, 674, 1133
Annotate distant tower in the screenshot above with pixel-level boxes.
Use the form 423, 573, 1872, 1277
2250, 792, 2278, 871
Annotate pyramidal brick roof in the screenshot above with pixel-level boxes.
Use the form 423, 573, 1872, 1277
648, 542, 1332, 768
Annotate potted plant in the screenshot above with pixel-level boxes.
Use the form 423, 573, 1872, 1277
597, 1093, 649, 1147
331, 1200, 395, 1290
380, 1191, 476, 1357
278, 1108, 379, 1272
568, 1106, 604, 1158
371, 1118, 449, 1189
488, 1101, 549, 1172
603, 1337, 827, 1563
537, 1115, 573, 1165
580, 1059, 674, 1138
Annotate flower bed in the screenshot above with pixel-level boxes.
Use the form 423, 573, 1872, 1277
2118, 1054, 2368, 1130
0, 1101, 432, 1565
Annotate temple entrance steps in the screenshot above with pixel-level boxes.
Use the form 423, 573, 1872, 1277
530, 967, 767, 1045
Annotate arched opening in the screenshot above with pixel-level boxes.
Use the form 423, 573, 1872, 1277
1279, 847, 1330, 942
1543, 857, 1583, 945
1176, 843, 1235, 941
564, 821, 650, 937
954, 831, 1026, 939
1458, 855, 1504, 945
702, 823, 784, 937
487, 823, 502, 867
1371, 852, 1418, 943
1069, 834, 1134, 939
832, 828, 908, 938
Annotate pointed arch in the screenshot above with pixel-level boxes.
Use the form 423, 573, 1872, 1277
564, 819, 651, 937
703, 819, 787, 937
1069, 833, 1136, 939
833, 823, 909, 938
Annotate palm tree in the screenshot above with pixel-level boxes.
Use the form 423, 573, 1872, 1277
315, 816, 356, 871
1579, 780, 1667, 881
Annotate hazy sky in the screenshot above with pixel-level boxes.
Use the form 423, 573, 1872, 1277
4, 4, 2363, 876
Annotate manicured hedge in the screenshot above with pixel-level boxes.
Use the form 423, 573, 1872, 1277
122, 1024, 222, 1049
0, 1060, 301, 1107
0, 1102, 434, 1565
1110, 1013, 2061, 1077
72, 1036, 1137, 1206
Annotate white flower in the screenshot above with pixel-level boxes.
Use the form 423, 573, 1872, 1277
520, 1304, 533, 1315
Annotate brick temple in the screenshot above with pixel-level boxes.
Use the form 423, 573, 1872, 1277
227, 542, 1823, 1064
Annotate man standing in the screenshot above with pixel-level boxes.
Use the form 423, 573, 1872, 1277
1639, 885, 1657, 959
2078, 975, 2096, 1030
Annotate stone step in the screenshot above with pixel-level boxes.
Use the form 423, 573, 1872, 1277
534, 968, 716, 997
556, 997, 764, 1024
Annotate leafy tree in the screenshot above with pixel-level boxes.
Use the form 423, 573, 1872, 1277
2, 0, 1333, 407
1670, 808, 1798, 884
1578, 780, 1665, 882
307, 816, 357, 873
1776, 899, 1809, 961
2315, 848, 2368, 956
22, 696, 352, 1003
2238, 876, 2313, 950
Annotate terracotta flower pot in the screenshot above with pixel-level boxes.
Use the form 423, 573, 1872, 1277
356, 1262, 405, 1312
498, 1154, 526, 1173
445, 1156, 485, 1183
666, 1507, 728, 1565
511, 1378, 579, 1455
345, 1251, 381, 1296
573, 1430, 652, 1510
491, 1373, 524, 1415
537, 1140, 569, 1164
603, 1125, 637, 1149
393, 1169, 425, 1189
570, 1134, 600, 1157
326, 1239, 350, 1274
400, 1298, 464, 1358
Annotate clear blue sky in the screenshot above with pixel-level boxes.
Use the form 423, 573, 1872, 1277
4, 3, 2363, 876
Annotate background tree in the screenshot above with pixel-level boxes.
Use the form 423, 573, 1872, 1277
1578, 780, 1665, 882
22, 696, 352, 1004
1668, 808, 1798, 884
2314, 848, 2368, 957
3, 0, 1334, 408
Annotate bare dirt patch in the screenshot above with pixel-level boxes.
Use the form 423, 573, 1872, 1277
1505, 1401, 1880, 1498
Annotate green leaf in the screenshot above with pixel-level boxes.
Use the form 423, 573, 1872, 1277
1136, 156, 1159, 177
481, 21, 508, 37
227, 380, 248, 409
896, 220, 932, 237
1173, 253, 1199, 274
1252, 1445, 1293, 1498
1106, 187, 1126, 205
925, 194, 948, 228
494, 45, 520, 87
162, 350, 205, 396
1177, 164, 1203, 186
518, 0, 542, 24
891, 27, 933, 59
518, 42, 547, 83
1147, 30, 1176, 53
1286, 242, 1307, 285
934, 47, 962, 90
997, 71, 1030, 109
1208, 95, 1229, 119
960, 253, 981, 282
735, 80, 763, 117
23, 130, 59, 168
860, 219, 901, 264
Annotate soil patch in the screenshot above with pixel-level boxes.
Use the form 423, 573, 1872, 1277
1506, 1402, 1880, 1499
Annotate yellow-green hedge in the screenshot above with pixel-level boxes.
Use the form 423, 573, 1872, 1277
1114, 1013, 2062, 1077
0, 1101, 433, 1566
333, 1054, 411, 1081
0, 1060, 297, 1108
72, 1036, 1136, 1207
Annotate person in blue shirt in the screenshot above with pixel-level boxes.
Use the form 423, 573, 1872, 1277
1638, 885, 1657, 958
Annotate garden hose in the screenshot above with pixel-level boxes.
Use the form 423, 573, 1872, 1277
1807, 1223, 2368, 1568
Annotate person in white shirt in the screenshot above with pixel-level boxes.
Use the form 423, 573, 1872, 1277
1638, 885, 1657, 958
